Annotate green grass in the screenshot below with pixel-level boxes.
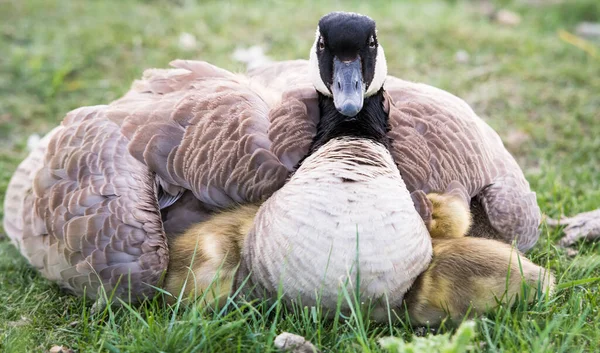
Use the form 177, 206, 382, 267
1, 0, 599, 351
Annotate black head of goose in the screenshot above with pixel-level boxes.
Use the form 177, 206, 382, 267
308, 12, 389, 152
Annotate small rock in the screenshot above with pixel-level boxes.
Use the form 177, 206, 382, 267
455, 50, 470, 64
565, 248, 579, 257
493, 9, 521, 27
49, 346, 75, 353
178, 32, 197, 51
68, 321, 79, 328
576, 22, 600, 39
274, 332, 320, 353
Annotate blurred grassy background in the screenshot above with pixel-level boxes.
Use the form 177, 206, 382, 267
1, 0, 599, 352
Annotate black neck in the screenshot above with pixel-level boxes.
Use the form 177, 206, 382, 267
308, 88, 390, 154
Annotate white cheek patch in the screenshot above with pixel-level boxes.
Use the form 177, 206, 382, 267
365, 45, 387, 97
309, 27, 332, 97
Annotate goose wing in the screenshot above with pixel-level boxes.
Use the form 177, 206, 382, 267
3, 60, 319, 301
384, 77, 540, 251
117, 60, 318, 211
4, 109, 167, 300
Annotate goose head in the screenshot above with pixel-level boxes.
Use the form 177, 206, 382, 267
309, 12, 388, 117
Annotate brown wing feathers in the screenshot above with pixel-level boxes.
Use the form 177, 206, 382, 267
3, 60, 320, 301
17, 106, 168, 300
384, 80, 540, 251
118, 61, 316, 209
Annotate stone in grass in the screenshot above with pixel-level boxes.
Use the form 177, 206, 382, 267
379, 320, 476, 353
576, 22, 600, 39
455, 50, 470, 64
49, 346, 75, 353
493, 10, 522, 27
274, 332, 321, 353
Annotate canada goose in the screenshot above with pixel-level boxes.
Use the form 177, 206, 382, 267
230, 12, 551, 320
248, 61, 542, 250
4, 12, 542, 304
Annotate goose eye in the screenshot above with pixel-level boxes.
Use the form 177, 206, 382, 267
369, 36, 376, 49
318, 37, 325, 51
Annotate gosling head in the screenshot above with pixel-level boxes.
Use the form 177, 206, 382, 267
309, 12, 388, 118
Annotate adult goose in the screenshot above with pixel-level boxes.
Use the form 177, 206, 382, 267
4, 12, 546, 316
228, 12, 551, 322
167, 14, 553, 324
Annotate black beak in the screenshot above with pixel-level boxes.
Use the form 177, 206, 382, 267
331, 56, 364, 117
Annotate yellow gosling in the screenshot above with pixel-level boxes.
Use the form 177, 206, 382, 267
403, 237, 555, 326
426, 193, 472, 239
164, 204, 260, 306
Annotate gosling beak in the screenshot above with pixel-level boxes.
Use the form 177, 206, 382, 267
331, 56, 364, 117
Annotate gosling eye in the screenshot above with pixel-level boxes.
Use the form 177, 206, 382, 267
318, 37, 325, 51
368, 36, 376, 49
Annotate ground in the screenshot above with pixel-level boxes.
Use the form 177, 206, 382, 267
1, 0, 599, 352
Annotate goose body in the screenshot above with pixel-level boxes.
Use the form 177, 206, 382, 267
3, 12, 543, 307
238, 137, 432, 312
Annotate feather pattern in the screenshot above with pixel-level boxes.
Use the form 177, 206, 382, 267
6, 107, 167, 299
3, 60, 319, 301
4, 58, 539, 301
234, 138, 432, 313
